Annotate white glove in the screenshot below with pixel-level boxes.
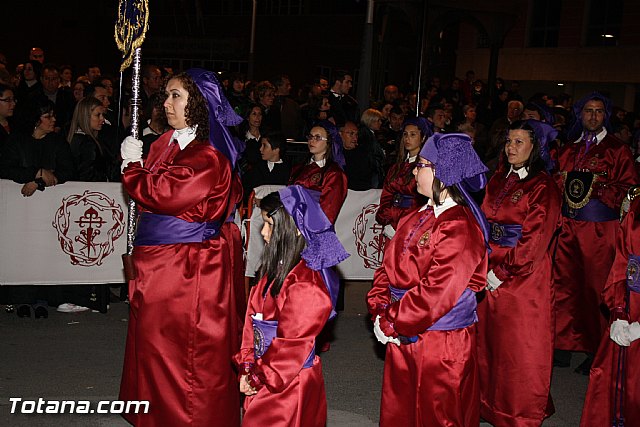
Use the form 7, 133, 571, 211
610, 319, 631, 346
628, 322, 640, 343
373, 315, 400, 347
383, 224, 396, 239
486, 269, 503, 292
121, 136, 143, 171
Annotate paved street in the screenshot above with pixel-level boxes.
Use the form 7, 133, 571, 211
1, 282, 588, 426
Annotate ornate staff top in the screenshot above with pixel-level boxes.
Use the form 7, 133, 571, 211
115, 0, 150, 72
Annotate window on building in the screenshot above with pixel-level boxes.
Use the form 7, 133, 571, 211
586, 0, 624, 46
529, 0, 562, 47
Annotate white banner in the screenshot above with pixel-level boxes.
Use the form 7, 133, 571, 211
1, 180, 386, 285
245, 187, 384, 280
0, 180, 128, 285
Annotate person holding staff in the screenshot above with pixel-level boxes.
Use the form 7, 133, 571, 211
118, 68, 244, 427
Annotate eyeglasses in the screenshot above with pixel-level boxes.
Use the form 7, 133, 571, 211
414, 162, 435, 170
307, 134, 327, 142
0, 97, 16, 104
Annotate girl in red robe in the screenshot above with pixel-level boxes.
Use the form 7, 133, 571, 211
289, 121, 347, 224
478, 120, 562, 426
376, 117, 429, 238
581, 192, 640, 427
235, 185, 349, 426
367, 133, 490, 427
119, 69, 245, 426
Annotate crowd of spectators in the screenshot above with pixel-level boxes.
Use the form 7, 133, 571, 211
2, 46, 640, 316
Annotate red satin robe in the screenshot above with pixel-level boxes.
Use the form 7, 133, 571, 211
553, 132, 638, 353
289, 161, 347, 224
221, 172, 247, 325
581, 197, 640, 427
234, 261, 332, 427
120, 132, 240, 427
478, 170, 561, 427
375, 161, 422, 230
367, 204, 488, 427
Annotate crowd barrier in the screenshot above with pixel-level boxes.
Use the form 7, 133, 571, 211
0, 179, 385, 285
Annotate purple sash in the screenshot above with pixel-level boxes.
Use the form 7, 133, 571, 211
392, 193, 415, 209
627, 254, 640, 294
252, 317, 315, 368
489, 222, 523, 247
389, 285, 478, 332
134, 212, 221, 246
562, 199, 618, 222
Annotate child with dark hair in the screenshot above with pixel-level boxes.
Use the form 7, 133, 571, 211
241, 131, 291, 204
235, 185, 348, 426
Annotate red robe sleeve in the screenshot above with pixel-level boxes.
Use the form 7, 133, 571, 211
386, 210, 487, 337
492, 176, 562, 282
319, 166, 348, 224
602, 198, 638, 313
122, 143, 231, 218
594, 141, 638, 211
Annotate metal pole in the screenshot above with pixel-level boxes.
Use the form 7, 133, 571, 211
415, 0, 428, 116
356, 0, 375, 112
126, 47, 143, 257
248, 0, 257, 80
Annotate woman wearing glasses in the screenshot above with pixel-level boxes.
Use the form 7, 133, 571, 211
477, 120, 561, 426
367, 133, 489, 426
375, 117, 430, 238
289, 121, 347, 224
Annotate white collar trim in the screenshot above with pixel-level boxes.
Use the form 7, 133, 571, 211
171, 125, 198, 150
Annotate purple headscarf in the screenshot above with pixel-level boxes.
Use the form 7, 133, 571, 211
525, 119, 557, 171
419, 133, 490, 250
278, 185, 350, 319
403, 117, 432, 143
186, 68, 245, 168
315, 120, 346, 169
567, 91, 613, 141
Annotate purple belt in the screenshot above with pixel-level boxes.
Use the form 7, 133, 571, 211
389, 286, 478, 334
252, 317, 314, 368
627, 254, 640, 294
489, 222, 522, 247
562, 199, 618, 222
134, 212, 221, 246
392, 193, 415, 209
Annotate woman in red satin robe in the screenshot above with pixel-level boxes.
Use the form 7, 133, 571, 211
478, 120, 562, 427
289, 121, 347, 224
367, 133, 489, 427
119, 69, 244, 427
376, 117, 429, 237
235, 186, 348, 426
581, 193, 640, 427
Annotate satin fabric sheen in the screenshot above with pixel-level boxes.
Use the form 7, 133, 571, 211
289, 162, 347, 224
235, 261, 332, 427
376, 161, 422, 229
478, 170, 561, 426
553, 134, 638, 353
581, 197, 640, 427
367, 205, 487, 426
120, 131, 241, 426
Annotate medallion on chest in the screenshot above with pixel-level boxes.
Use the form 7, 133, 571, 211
310, 172, 322, 184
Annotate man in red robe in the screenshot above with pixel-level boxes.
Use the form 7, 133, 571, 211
553, 92, 638, 373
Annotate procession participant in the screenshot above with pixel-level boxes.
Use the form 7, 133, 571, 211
289, 120, 347, 224
367, 133, 490, 427
580, 190, 640, 427
235, 185, 349, 427
118, 68, 244, 427
553, 92, 638, 373
478, 120, 562, 426
375, 116, 430, 238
